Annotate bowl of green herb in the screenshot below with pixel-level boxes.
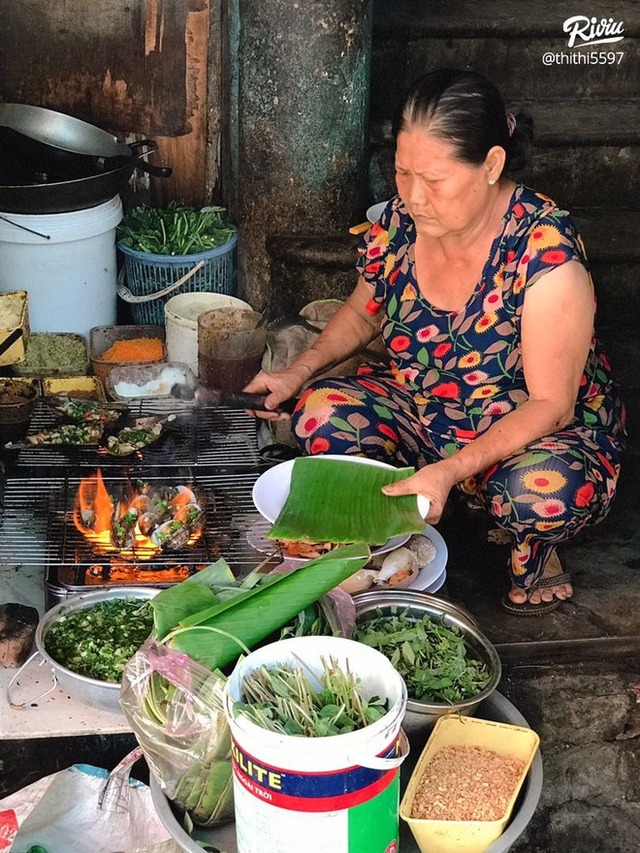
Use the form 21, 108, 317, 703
33, 587, 158, 713
353, 590, 501, 741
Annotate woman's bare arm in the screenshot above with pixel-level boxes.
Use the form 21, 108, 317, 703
244, 275, 383, 414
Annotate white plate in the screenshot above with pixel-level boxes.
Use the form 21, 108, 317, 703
245, 516, 410, 561
366, 200, 390, 224
424, 567, 447, 594
252, 454, 430, 525
406, 524, 448, 591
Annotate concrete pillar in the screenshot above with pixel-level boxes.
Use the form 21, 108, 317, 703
229, 0, 373, 309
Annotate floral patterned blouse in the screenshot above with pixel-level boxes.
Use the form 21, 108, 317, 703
357, 184, 624, 446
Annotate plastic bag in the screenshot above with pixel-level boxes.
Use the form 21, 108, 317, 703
0, 748, 180, 853
120, 640, 233, 828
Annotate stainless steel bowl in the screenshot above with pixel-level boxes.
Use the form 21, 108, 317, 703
34, 586, 159, 714
353, 590, 502, 741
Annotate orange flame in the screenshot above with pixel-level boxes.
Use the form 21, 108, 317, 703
73, 471, 202, 561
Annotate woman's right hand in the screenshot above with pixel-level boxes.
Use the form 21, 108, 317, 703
243, 365, 310, 420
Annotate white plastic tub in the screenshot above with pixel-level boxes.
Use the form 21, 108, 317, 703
0, 196, 122, 335
165, 292, 252, 375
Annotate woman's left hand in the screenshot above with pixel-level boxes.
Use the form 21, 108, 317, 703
381, 460, 457, 524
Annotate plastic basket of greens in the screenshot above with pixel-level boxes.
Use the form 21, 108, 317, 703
116, 203, 237, 326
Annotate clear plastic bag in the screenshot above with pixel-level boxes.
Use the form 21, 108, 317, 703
120, 640, 233, 828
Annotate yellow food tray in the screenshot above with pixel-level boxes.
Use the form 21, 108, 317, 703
400, 715, 540, 853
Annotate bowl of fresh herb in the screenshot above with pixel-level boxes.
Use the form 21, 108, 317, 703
32, 587, 158, 713
352, 590, 501, 742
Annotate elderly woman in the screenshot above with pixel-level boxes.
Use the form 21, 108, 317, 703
245, 68, 626, 615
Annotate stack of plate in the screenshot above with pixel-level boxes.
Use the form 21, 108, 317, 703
250, 456, 448, 592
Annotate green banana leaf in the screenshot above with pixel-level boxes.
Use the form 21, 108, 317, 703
267, 457, 425, 545
165, 543, 371, 671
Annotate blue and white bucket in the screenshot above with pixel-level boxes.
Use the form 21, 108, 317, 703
224, 636, 409, 853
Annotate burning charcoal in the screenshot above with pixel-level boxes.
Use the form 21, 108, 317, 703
0, 603, 38, 668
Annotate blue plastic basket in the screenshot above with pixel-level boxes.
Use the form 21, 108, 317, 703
117, 228, 238, 326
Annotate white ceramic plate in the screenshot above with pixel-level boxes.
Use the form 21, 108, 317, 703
406, 524, 448, 591
366, 200, 390, 224
423, 567, 447, 594
252, 454, 430, 524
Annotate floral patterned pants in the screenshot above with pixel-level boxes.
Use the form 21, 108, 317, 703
291, 372, 625, 590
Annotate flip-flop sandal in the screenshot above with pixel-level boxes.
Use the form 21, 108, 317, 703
500, 593, 563, 617
533, 571, 572, 589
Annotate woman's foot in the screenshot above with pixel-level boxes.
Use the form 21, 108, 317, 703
505, 550, 573, 609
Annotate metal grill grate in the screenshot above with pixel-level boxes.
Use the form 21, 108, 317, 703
4, 399, 261, 469
0, 469, 277, 598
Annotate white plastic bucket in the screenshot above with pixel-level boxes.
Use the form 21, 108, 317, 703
0, 196, 122, 336
224, 636, 408, 853
165, 292, 252, 375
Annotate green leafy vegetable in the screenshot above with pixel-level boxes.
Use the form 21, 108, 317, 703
45, 598, 153, 682
117, 202, 234, 256
354, 606, 492, 704
234, 657, 388, 737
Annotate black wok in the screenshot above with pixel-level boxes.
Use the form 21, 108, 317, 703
0, 142, 171, 214
0, 103, 172, 179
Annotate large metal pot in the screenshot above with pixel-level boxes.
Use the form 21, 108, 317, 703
7, 586, 159, 714
352, 589, 502, 745
0, 103, 172, 179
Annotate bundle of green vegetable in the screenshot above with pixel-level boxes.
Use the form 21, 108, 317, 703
354, 607, 492, 704
121, 547, 371, 829
117, 201, 234, 256
235, 657, 388, 737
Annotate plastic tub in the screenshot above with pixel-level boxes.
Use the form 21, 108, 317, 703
224, 636, 408, 853
11, 332, 89, 377
165, 292, 252, 376
105, 362, 196, 401
400, 715, 540, 853
42, 376, 106, 401
89, 324, 166, 384
0, 197, 122, 335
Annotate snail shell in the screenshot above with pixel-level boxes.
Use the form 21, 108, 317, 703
373, 546, 419, 589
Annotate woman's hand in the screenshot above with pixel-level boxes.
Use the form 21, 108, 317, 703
381, 460, 458, 524
243, 365, 310, 420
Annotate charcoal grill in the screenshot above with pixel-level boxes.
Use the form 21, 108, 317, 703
0, 402, 281, 608
4, 398, 262, 469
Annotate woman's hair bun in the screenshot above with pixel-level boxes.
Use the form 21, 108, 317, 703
396, 69, 536, 175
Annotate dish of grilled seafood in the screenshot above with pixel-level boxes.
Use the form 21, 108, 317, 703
104, 415, 175, 456
44, 395, 129, 426
24, 423, 105, 446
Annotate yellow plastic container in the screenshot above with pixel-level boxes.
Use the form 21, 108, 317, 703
400, 715, 540, 853
42, 376, 106, 402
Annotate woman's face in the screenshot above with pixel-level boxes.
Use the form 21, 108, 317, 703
395, 126, 498, 238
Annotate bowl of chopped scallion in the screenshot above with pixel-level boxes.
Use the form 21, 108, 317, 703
353, 590, 501, 742
32, 587, 158, 713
